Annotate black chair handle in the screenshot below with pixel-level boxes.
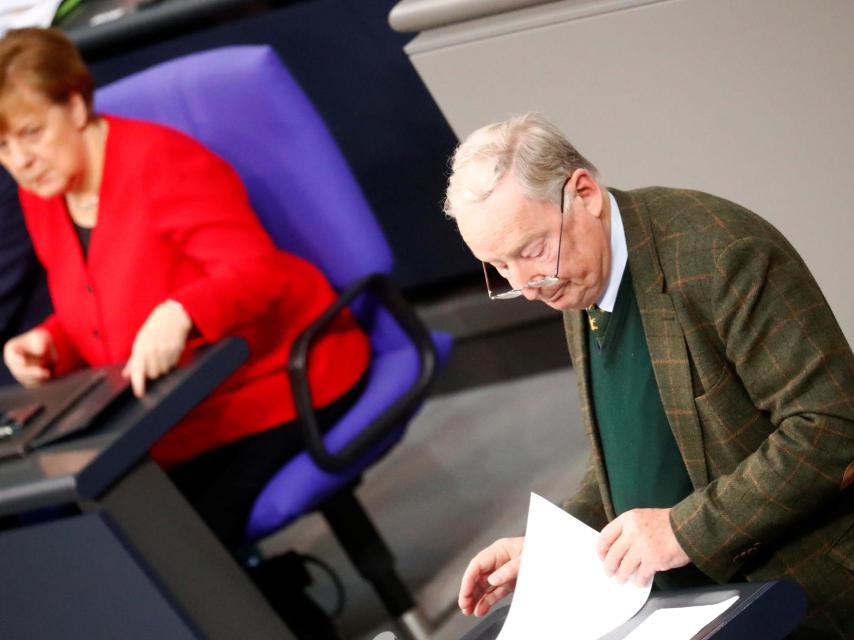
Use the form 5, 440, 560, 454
287, 273, 438, 472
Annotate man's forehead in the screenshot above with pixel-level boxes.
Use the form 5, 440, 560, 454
456, 180, 540, 261
457, 171, 523, 219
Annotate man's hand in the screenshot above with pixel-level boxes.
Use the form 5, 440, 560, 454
123, 300, 193, 397
459, 536, 524, 617
3, 328, 57, 387
596, 508, 690, 587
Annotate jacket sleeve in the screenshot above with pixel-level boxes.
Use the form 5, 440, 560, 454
563, 454, 610, 532
146, 136, 299, 343
670, 235, 854, 582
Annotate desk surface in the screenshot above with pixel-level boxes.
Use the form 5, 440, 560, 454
0, 338, 248, 517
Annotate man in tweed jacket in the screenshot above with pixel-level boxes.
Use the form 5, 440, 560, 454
449, 113, 853, 638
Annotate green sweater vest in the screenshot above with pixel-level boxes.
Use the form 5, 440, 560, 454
588, 267, 694, 516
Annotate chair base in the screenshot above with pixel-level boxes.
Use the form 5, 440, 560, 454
321, 485, 431, 635
247, 551, 342, 640
399, 608, 433, 640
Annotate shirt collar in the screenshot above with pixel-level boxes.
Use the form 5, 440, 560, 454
595, 191, 628, 313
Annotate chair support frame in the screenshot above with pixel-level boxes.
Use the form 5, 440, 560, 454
287, 273, 438, 472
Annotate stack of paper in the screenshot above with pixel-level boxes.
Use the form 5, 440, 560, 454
496, 494, 651, 639
624, 596, 739, 639
496, 494, 737, 639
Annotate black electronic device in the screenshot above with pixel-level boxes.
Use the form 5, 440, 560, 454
0, 402, 44, 440
0, 364, 129, 459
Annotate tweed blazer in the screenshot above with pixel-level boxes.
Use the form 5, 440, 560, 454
562, 187, 853, 632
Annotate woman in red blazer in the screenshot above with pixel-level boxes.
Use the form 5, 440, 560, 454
0, 29, 370, 548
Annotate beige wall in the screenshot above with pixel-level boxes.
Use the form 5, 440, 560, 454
404, 0, 854, 343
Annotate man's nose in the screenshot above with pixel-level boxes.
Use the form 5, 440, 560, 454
508, 264, 545, 301
506, 264, 529, 290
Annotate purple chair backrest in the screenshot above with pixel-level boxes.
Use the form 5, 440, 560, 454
95, 46, 393, 289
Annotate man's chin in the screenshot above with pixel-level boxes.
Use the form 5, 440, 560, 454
540, 290, 574, 311
540, 287, 595, 311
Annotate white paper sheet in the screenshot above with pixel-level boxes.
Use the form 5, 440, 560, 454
0, 0, 63, 36
496, 493, 652, 639
623, 595, 739, 639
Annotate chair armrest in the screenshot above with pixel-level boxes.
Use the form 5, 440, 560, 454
287, 273, 438, 472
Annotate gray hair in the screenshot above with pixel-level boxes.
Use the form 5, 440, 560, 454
443, 112, 597, 219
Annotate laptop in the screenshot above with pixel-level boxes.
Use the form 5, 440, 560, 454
0, 364, 130, 459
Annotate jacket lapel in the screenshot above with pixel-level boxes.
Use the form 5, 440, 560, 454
564, 309, 617, 520
612, 190, 710, 489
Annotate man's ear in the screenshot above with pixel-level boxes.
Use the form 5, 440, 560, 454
572, 169, 604, 219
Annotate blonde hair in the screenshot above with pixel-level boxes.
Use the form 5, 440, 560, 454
443, 112, 597, 219
0, 28, 95, 133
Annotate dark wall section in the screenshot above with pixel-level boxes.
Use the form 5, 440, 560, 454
83, 0, 474, 293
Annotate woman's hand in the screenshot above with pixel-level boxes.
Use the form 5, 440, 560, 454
459, 536, 525, 617
3, 328, 57, 386
123, 300, 193, 397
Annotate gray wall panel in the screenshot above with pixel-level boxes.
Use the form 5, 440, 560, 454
403, 0, 854, 342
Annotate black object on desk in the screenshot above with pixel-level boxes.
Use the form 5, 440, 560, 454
0, 339, 244, 516
0, 363, 129, 458
461, 580, 807, 640
0, 339, 297, 639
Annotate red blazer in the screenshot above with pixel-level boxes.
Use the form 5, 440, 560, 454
19, 116, 370, 466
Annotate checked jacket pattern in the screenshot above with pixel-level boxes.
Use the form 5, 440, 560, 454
562, 187, 854, 638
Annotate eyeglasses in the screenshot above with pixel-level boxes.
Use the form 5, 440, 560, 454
483, 176, 571, 300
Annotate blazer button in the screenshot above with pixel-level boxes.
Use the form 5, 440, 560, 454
85, 284, 93, 294
92, 329, 100, 339
732, 541, 762, 564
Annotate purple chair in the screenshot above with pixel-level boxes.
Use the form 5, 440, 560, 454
96, 46, 452, 633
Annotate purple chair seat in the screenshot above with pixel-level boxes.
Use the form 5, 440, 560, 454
249, 330, 452, 539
